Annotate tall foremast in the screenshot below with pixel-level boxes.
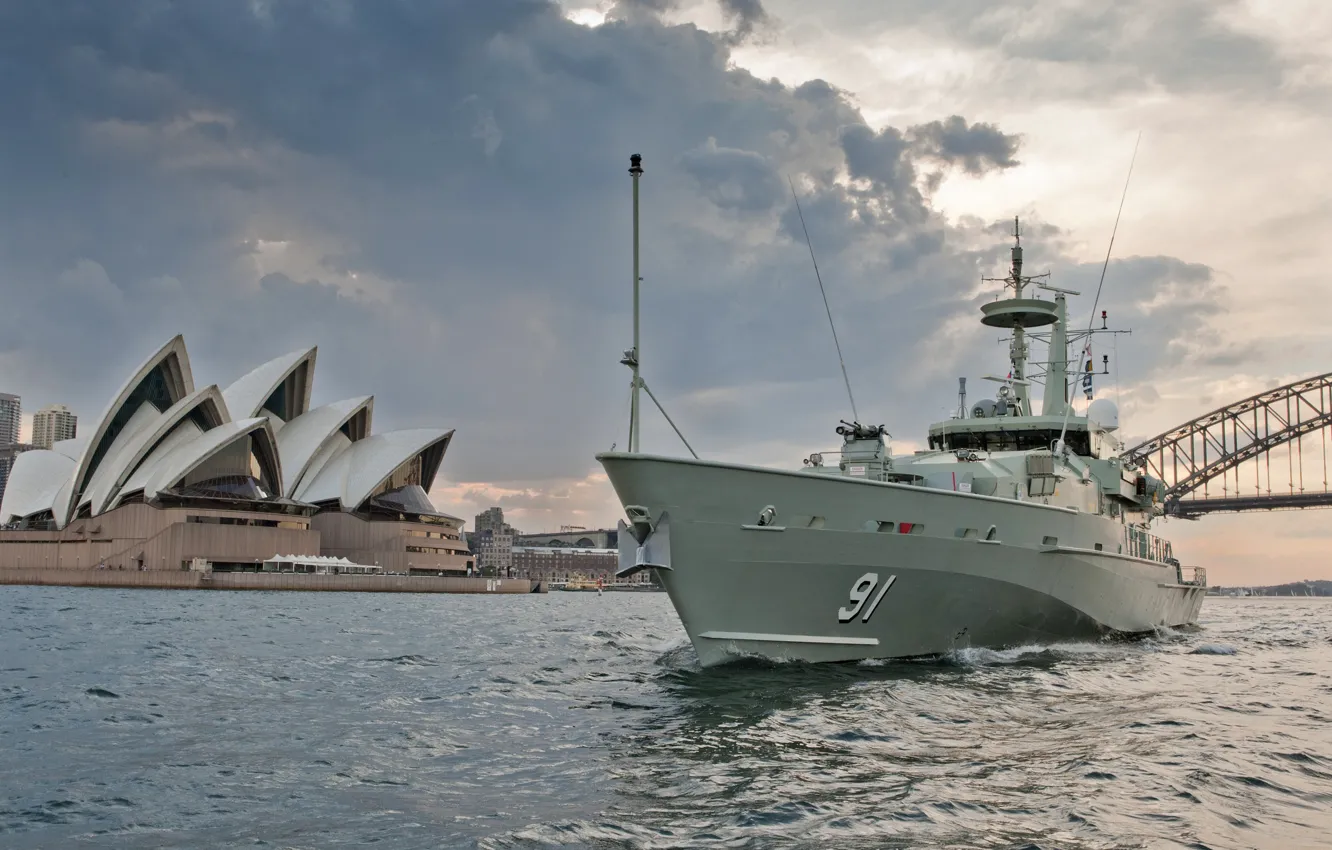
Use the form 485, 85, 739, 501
979, 217, 1059, 416
623, 154, 644, 453
1007, 218, 1030, 415
1040, 292, 1069, 417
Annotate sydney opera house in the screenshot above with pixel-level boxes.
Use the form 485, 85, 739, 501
0, 336, 473, 575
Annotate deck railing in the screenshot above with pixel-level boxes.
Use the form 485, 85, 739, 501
1177, 565, 1207, 586
1124, 525, 1175, 563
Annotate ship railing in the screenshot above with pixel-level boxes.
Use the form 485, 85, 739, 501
1176, 565, 1207, 587
1124, 525, 1174, 564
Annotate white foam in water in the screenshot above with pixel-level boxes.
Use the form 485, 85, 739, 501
947, 640, 1117, 666
949, 644, 1049, 665
1189, 643, 1238, 656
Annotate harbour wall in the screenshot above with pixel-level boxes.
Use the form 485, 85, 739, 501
0, 568, 545, 594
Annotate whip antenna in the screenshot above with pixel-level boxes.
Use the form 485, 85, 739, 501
790, 176, 859, 422
1058, 132, 1141, 449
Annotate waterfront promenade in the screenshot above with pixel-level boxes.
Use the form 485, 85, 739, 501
0, 568, 543, 594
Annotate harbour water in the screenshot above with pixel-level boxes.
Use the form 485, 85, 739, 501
2, 588, 1329, 849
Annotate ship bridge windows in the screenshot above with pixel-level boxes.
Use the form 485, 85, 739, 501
930, 429, 1091, 456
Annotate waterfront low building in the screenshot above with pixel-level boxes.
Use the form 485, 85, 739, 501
512, 546, 618, 584
513, 527, 619, 549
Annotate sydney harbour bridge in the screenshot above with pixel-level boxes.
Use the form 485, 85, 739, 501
1123, 371, 1332, 519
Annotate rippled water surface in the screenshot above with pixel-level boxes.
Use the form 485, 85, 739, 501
2, 588, 1330, 849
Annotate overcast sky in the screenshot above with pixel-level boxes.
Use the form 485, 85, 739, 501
1, 0, 1328, 584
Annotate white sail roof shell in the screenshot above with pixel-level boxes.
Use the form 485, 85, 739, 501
296, 432, 352, 500
51, 436, 89, 462
85, 386, 231, 516
0, 450, 77, 524
295, 428, 452, 509
113, 420, 206, 505
222, 347, 316, 425
276, 396, 373, 498
65, 335, 194, 526
120, 417, 280, 503
76, 402, 162, 516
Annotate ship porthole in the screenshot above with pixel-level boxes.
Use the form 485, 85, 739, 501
985, 525, 998, 541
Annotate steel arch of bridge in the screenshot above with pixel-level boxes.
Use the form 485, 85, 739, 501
1122, 371, 1332, 517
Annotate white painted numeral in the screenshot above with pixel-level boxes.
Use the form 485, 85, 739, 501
837, 572, 897, 623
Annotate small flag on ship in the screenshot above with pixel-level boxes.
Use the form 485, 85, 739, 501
1082, 342, 1094, 400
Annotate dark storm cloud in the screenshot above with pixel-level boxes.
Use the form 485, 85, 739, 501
839, 124, 922, 221
679, 138, 783, 211
0, 0, 1223, 503
718, 0, 772, 43
837, 117, 1021, 225
909, 116, 1020, 175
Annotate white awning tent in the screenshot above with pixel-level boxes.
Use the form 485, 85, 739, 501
262, 553, 381, 574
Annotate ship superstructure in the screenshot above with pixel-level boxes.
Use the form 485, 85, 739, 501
598, 159, 1205, 667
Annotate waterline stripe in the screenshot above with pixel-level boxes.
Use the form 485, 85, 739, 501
698, 631, 880, 646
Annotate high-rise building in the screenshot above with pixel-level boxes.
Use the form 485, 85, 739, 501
473, 507, 506, 535
31, 404, 77, 449
472, 506, 519, 576
0, 393, 22, 510
0, 393, 19, 446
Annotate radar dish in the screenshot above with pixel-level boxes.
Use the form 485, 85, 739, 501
980, 298, 1059, 329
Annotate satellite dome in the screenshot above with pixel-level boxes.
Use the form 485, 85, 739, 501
1087, 399, 1119, 431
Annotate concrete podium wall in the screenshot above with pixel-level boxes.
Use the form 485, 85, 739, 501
0, 503, 319, 571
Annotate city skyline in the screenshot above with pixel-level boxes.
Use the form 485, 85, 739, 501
1, 1, 1329, 583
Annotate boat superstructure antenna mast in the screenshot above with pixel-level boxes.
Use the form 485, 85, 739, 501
979, 217, 1057, 416
789, 177, 859, 422
618, 153, 699, 459
1057, 132, 1141, 454
627, 153, 643, 453
1009, 218, 1027, 414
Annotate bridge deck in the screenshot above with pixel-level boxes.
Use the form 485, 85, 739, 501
1171, 491, 1332, 517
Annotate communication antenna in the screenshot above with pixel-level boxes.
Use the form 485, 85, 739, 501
1057, 132, 1141, 452
789, 177, 859, 422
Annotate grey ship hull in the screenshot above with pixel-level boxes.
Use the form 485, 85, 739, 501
599, 453, 1205, 668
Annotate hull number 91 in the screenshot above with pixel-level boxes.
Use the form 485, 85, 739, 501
838, 572, 897, 623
